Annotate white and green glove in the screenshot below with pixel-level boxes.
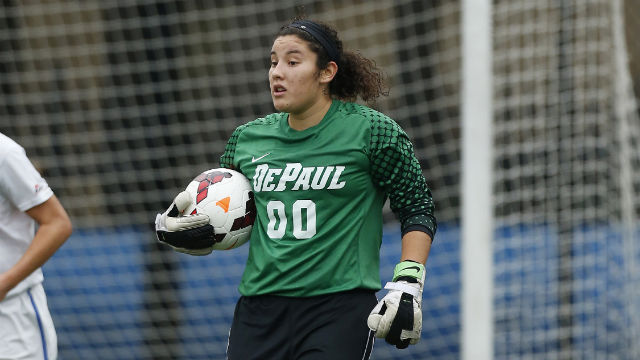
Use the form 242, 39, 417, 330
367, 260, 425, 349
155, 191, 215, 255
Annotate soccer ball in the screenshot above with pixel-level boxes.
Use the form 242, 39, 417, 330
182, 168, 255, 250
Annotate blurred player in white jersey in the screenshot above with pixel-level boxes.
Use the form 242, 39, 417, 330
0, 132, 72, 360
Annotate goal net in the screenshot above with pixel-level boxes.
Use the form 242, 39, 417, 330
0, 1, 638, 359
491, 1, 640, 359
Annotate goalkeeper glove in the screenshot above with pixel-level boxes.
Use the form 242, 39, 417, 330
155, 191, 216, 255
367, 260, 425, 349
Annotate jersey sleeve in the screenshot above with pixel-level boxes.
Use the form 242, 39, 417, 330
219, 125, 244, 169
0, 149, 53, 212
369, 118, 437, 240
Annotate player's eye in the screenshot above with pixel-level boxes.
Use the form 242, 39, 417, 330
288, 61, 298, 66
270, 60, 278, 67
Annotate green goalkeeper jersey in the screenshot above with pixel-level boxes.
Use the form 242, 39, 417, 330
220, 100, 436, 297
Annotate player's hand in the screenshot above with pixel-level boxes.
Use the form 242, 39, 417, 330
367, 260, 425, 349
155, 191, 216, 255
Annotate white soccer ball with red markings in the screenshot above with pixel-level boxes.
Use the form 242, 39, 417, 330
183, 168, 255, 250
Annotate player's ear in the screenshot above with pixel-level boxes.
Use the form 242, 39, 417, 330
319, 61, 338, 84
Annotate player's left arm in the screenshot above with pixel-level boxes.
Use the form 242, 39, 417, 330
0, 195, 72, 301
367, 118, 436, 240
401, 230, 431, 264
366, 118, 436, 348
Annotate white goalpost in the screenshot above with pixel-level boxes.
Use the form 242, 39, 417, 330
461, 0, 493, 359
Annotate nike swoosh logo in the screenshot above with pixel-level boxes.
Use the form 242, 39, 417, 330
405, 266, 422, 272
251, 153, 271, 163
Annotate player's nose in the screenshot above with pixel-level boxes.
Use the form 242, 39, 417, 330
270, 63, 284, 80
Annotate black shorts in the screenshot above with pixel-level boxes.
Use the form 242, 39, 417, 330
226, 289, 378, 360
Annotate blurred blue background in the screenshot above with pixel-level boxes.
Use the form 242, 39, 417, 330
43, 223, 637, 359
44, 225, 459, 359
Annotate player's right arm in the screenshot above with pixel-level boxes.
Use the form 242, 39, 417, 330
155, 190, 217, 255
219, 124, 243, 169
155, 125, 244, 255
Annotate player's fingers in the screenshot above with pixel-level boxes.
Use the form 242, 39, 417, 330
155, 213, 167, 232
175, 214, 210, 225
367, 314, 382, 333
367, 301, 385, 331
377, 305, 398, 338
406, 306, 423, 345
178, 247, 214, 256
173, 191, 192, 212
166, 214, 210, 231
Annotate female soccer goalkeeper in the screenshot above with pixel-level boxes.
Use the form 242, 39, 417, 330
156, 18, 437, 359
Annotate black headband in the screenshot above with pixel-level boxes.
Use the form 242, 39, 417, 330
289, 20, 340, 64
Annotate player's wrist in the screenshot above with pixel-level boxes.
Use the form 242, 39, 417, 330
392, 260, 425, 284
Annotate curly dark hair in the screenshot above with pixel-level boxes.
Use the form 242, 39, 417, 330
276, 19, 388, 103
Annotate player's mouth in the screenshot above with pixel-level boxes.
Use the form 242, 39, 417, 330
272, 85, 287, 96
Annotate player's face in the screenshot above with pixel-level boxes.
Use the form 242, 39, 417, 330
269, 35, 324, 114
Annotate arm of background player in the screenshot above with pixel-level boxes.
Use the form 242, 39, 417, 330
0, 195, 72, 301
